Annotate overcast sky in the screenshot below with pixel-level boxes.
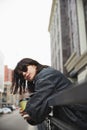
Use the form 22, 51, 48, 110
0, 0, 52, 69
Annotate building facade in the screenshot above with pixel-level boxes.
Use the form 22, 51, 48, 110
0, 51, 4, 107
2, 65, 12, 105
48, 0, 87, 83
2, 65, 19, 106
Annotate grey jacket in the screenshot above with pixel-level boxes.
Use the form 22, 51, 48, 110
25, 67, 72, 122
25, 67, 87, 129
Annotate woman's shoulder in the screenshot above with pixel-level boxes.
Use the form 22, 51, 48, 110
40, 66, 57, 74
35, 67, 61, 80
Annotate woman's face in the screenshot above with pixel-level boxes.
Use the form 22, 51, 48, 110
22, 65, 37, 81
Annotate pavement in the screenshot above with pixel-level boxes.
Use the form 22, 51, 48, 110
28, 125, 38, 130
0, 109, 38, 130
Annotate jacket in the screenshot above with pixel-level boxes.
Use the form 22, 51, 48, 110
25, 67, 87, 129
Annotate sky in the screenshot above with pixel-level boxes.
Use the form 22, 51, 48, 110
0, 0, 52, 69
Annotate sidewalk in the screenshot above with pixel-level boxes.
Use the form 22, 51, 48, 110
28, 125, 38, 130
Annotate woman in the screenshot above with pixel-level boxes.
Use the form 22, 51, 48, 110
11, 58, 87, 130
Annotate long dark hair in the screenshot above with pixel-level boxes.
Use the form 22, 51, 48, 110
11, 58, 48, 94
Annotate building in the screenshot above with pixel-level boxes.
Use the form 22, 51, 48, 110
48, 0, 87, 83
0, 51, 4, 107
2, 65, 12, 105
0, 51, 4, 92
2, 65, 19, 106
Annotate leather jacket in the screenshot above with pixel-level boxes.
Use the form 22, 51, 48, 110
25, 67, 87, 129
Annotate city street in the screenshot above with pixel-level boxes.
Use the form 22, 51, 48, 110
0, 109, 37, 130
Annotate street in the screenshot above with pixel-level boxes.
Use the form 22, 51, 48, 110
0, 109, 37, 130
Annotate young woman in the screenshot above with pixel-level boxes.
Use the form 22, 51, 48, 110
11, 58, 87, 130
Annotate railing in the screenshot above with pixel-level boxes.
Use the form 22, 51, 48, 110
45, 81, 87, 130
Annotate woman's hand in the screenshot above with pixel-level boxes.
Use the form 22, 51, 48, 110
19, 108, 37, 125
19, 108, 31, 120
19, 108, 24, 116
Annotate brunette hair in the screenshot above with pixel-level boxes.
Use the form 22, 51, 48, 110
11, 58, 48, 94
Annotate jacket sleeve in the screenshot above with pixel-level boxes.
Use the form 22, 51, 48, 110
25, 74, 57, 124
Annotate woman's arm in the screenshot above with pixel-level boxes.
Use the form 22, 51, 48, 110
25, 77, 55, 123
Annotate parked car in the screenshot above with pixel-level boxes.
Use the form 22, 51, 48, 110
2, 107, 12, 114
6, 105, 14, 111
6, 104, 16, 111
12, 105, 16, 110
0, 108, 3, 114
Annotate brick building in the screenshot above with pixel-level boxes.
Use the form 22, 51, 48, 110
0, 51, 4, 107
2, 65, 19, 106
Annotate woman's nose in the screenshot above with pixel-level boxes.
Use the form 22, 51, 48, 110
23, 72, 28, 79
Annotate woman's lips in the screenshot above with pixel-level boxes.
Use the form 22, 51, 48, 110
27, 75, 31, 80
